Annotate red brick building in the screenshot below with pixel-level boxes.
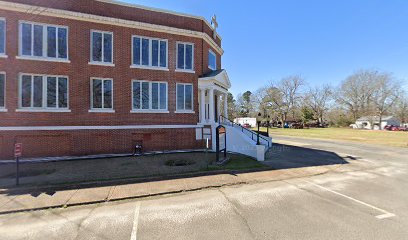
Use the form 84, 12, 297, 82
0, 0, 232, 160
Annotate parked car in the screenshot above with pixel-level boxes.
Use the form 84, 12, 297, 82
392, 126, 401, 131
384, 125, 408, 131
242, 123, 251, 129
399, 127, 407, 131
384, 125, 395, 131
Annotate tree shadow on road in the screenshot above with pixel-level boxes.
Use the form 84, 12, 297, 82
264, 143, 359, 170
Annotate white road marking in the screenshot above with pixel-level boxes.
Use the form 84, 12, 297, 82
303, 180, 396, 219
130, 202, 141, 240
376, 213, 396, 219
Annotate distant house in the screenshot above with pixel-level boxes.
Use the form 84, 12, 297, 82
355, 116, 401, 130
234, 118, 257, 127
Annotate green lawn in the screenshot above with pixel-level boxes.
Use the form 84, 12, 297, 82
206, 154, 268, 171
261, 127, 408, 148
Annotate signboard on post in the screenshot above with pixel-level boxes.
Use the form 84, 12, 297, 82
216, 125, 227, 162
14, 143, 23, 158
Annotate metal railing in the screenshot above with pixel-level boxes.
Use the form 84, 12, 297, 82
219, 115, 271, 148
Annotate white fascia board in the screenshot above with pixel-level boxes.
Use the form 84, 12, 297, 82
0, 125, 204, 131
198, 70, 231, 89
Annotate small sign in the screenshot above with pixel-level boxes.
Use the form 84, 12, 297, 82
219, 131, 226, 150
14, 143, 22, 158
216, 125, 227, 162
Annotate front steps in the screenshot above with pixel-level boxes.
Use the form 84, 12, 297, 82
217, 116, 272, 161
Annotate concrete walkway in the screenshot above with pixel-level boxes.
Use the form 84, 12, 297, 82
0, 164, 341, 215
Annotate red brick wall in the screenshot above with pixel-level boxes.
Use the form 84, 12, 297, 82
0, 128, 203, 160
0, 9, 224, 126
0, 3, 222, 160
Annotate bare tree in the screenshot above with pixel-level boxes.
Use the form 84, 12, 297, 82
371, 73, 401, 129
263, 75, 305, 126
304, 84, 332, 124
335, 70, 378, 121
251, 86, 270, 118
267, 87, 286, 124
279, 75, 305, 120
393, 94, 408, 125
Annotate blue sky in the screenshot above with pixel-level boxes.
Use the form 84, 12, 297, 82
122, 0, 408, 96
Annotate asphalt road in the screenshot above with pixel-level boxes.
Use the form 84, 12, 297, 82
1, 136, 408, 240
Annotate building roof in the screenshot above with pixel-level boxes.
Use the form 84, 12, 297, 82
198, 69, 231, 90
199, 69, 225, 78
356, 116, 395, 122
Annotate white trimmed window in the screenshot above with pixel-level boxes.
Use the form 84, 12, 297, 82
19, 22, 68, 60
176, 42, 194, 71
132, 36, 168, 69
0, 73, 5, 108
176, 83, 193, 111
90, 30, 113, 64
208, 49, 217, 70
90, 78, 113, 111
0, 18, 5, 56
19, 74, 69, 110
132, 80, 167, 112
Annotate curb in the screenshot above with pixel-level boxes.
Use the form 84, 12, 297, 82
0, 167, 272, 194
0, 164, 343, 215
0, 181, 250, 215
0, 167, 276, 215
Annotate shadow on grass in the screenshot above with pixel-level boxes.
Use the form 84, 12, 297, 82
0, 144, 356, 197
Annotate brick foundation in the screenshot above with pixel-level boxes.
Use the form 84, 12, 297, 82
0, 128, 205, 160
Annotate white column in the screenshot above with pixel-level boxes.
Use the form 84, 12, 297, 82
200, 89, 206, 124
208, 88, 215, 124
217, 94, 221, 123
224, 92, 228, 120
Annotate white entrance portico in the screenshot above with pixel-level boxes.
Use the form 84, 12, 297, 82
197, 69, 272, 161
198, 69, 231, 125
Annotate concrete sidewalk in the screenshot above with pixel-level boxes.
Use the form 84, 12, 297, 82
0, 164, 345, 215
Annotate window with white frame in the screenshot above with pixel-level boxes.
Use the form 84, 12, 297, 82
176, 42, 194, 71
0, 73, 5, 108
91, 30, 113, 64
91, 78, 113, 110
19, 22, 68, 60
132, 36, 167, 68
0, 19, 5, 55
132, 80, 167, 111
19, 74, 68, 109
176, 83, 193, 111
208, 49, 217, 70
